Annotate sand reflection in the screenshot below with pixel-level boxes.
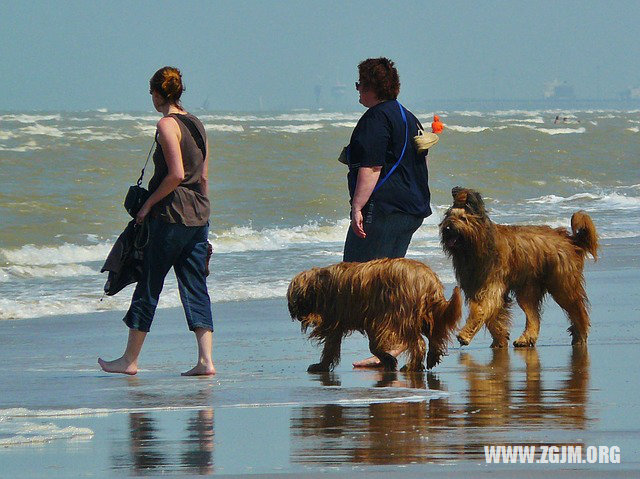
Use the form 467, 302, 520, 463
291, 347, 591, 465
111, 408, 214, 475
110, 381, 215, 474
180, 408, 214, 474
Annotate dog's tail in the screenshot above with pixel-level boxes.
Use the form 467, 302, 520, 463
426, 287, 462, 369
441, 287, 463, 335
571, 210, 599, 260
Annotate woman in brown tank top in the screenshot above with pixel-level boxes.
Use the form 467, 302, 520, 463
99, 67, 215, 376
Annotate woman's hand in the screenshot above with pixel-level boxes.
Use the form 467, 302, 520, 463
136, 203, 150, 225
350, 165, 381, 239
351, 207, 366, 238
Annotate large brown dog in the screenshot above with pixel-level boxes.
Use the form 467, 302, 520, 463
287, 258, 462, 372
440, 187, 599, 348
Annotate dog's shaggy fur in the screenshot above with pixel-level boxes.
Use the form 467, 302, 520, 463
287, 258, 462, 372
439, 187, 599, 348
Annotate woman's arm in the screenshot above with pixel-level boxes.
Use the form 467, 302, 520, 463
200, 138, 209, 195
136, 117, 184, 224
350, 165, 382, 238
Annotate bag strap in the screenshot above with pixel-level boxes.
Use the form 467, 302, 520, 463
137, 114, 206, 186
136, 132, 158, 186
372, 100, 408, 193
133, 218, 151, 249
171, 114, 207, 161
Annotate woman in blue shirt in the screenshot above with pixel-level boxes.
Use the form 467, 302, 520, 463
345, 57, 431, 262
345, 58, 433, 367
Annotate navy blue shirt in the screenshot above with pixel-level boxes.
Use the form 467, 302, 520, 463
347, 100, 432, 218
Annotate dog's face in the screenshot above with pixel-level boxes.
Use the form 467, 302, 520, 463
287, 268, 331, 324
440, 187, 489, 254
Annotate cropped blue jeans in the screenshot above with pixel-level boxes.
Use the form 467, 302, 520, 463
123, 219, 213, 333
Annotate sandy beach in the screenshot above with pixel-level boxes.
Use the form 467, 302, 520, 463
1, 237, 638, 477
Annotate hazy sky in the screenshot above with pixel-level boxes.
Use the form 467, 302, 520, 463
1, 0, 639, 111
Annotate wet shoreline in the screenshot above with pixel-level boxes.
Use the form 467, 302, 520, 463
1, 259, 638, 476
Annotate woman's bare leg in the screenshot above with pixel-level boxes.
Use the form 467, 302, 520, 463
98, 329, 147, 375
182, 328, 216, 376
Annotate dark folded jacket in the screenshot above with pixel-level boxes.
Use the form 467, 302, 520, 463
101, 220, 148, 296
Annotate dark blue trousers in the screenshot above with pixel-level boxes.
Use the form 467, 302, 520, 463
343, 210, 424, 263
123, 219, 213, 333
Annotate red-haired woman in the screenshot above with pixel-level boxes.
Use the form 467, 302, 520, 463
99, 67, 215, 376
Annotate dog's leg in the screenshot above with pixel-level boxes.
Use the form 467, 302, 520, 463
457, 294, 503, 346
307, 331, 342, 372
368, 337, 398, 371
404, 336, 427, 372
426, 338, 443, 370
550, 286, 590, 346
513, 286, 543, 347
486, 305, 511, 348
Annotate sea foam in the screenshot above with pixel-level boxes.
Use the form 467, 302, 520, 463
253, 123, 324, 133
101, 113, 158, 122
0, 243, 112, 266
0, 421, 94, 447
20, 124, 65, 138
204, 124, 244, 132
445, 125, 491, 133
534, 126, 586, 135
526, 191, 640, 210
0, 113, 62, 123
0, 264, 96, 280
211, 220, 350, 253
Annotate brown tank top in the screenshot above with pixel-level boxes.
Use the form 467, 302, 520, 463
148, 113, 210, 226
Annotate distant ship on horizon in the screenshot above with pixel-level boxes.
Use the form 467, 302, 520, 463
619, 86, 640, 100
544, 80, 576, 100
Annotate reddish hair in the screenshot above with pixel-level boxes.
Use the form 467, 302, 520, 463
358, 57, 400, 100
150, 66, 185, 106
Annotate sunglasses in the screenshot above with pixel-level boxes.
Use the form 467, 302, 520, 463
355, 81, 360, 90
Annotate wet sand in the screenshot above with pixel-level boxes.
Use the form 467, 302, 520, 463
0, 248, 639, 477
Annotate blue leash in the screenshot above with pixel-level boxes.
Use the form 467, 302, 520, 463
372, 99, 408, 193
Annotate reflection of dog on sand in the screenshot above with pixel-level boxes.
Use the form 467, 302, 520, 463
287, 258, 461, 371
440, 187, 599, 348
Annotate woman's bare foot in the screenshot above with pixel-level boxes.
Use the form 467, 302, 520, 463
352, 348, 406, 369
184, 328, 216, 376
98, 356, 138, 375
181, 361, 216, 376
353, 355, 383, 368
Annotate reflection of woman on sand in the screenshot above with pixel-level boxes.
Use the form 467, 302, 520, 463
98, 67, 215, 376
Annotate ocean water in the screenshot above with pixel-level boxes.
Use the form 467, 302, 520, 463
0, 108, 639, 320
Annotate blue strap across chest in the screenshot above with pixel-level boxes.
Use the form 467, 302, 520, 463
372, 100, 408, 193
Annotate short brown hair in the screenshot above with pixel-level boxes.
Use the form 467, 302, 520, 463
150, 66, 185, 106
358, 57, 400, 100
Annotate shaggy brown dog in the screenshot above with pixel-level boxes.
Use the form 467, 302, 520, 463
287, 258, 462, 372
440, 187, 599, 348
